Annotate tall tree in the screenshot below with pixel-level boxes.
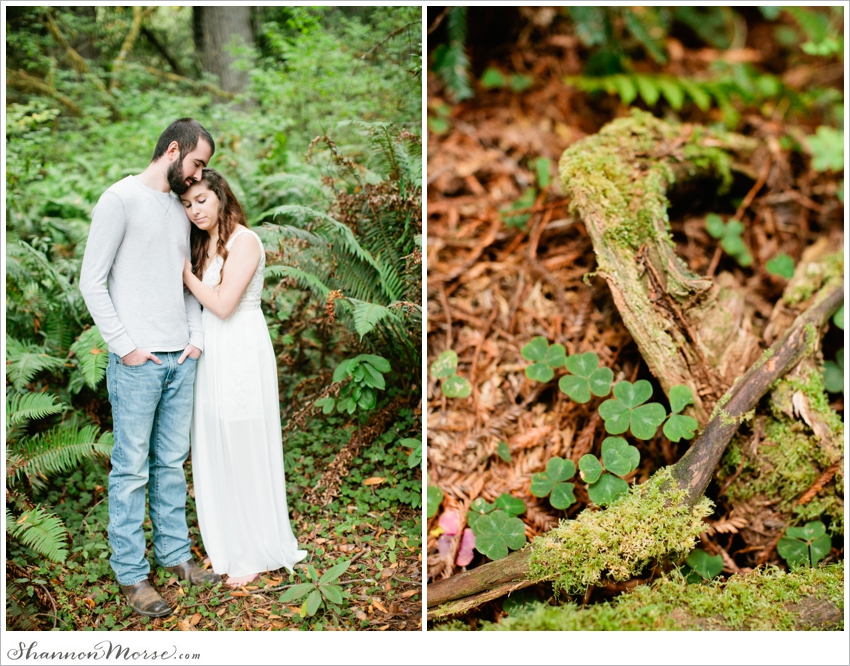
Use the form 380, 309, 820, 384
193, 6, 254, 93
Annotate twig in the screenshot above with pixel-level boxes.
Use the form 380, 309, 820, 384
427, 7, 450, 35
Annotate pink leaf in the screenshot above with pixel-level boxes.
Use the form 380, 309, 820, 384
456, 528, 475, 567
438, 509, 462, 536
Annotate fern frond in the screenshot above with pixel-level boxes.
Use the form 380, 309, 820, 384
11, 424, 114, 486
6, 391, 65, 430
5, 581, 43, 630
5, 336, 68, 390
349, 299, 397, 339
69, 326, 109, 390
264, 265, 332, 299
6, 506, 69, 562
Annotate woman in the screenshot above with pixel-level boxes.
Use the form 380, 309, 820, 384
180, 168, 306, 587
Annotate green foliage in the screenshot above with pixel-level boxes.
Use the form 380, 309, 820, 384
500, 187, 537, 231
471, 511, 527, 561
530, 457, 577, 510
430, 350, 472, 398
807, 127, 844, 172
558, 352, 614, 403
822, 349, 844, 394
704, 214, 752, 267
427, 486, 444, 519
478, 67, 534, 93
683, 548, 724, 583
69, 326, 109, 390
662, 385, 699, 442
402, 437, 422, 469
432, 7, 472, 101
5, 506, 69, 563
278, 560, 351, 617
494, 494, 526, 517
521, 336, 566, 383
598, 380, 666, 440
315, 354, 389, 415
581, 437, 640, 506
766, 253, 796, 279
496, 440, 512, 463
777, 521, 832, 567
833, 305, 844, 330
5, 391, 64, 430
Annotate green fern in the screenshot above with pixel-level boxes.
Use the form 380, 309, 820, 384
9, 423, 114, 487
5, 336, 68, 390
264, 264, 331, 298
6, 391, 65, 430
69, 325, 109, 390
350, 300, 396, 339
6, 581, 42, 630
432, 7, 473, 101
6, 506, 69, 562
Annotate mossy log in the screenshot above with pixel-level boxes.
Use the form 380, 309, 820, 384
559, 110, 762, 421
466, 563, 844, 631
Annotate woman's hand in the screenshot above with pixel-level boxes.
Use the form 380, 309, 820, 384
183, 257, 194, 286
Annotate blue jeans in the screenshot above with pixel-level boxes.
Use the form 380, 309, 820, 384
106, 351, 197, 585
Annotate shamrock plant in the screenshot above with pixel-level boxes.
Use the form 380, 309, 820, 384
682, 548, 723, 583
705, 213, 752, 267
315, 354, 389, 415
765, 252, 795, 279
468, 494, 527, 560
427, 486, 443, 518
521, 336, 566, 382
823, 349, 843, 394
278, 561, 351, 617
559, 352, 614, 403
599, 380, 666, 440
430, 350, 472, 398
530, 457, 577, 509
777, 521, 831, 567
579, 437, 641, 506
662, 385, 699, 442
495, 440, 512, 463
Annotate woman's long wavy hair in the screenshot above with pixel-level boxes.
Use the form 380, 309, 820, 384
188, 168, 248, 283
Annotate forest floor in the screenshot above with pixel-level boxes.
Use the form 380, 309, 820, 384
425, 17, 844, 628
16, 411, 422, 631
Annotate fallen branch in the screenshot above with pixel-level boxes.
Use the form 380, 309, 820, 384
141, 66, 237, 100
427, 284, 842, 612
6, 69, 81, 116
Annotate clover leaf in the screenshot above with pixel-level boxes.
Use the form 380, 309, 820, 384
472, 510, 527, 560
427, 486, 443, 519
777, 521, 831, 567
442, 374, 472, 398
581, 437, 640, 506
587, 473, 629, 506
496, 440, 512, 463
522, 336, 566, 383
598, 380, 667, 440
823, 349, 844, 394
663, 384, 699, 442
530, 457, 577, 510
558, 352, 614, 403
684, 548, 723, 583
834, 305, 844, 330
467, 497, 495, 531
704, 214, 752, 267
765, 253, 795, 279
430, 350, 458, 378
495, 493, 526, 517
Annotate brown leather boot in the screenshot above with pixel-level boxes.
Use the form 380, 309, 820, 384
164, 559, 221, 586
120, 580, 172, 618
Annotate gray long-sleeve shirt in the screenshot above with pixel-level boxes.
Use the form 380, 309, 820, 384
79, 175, 203, 358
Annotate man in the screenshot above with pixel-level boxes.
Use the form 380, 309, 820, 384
80, 118, 220, 618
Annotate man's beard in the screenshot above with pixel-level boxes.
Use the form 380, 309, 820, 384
167, 157, 191, 195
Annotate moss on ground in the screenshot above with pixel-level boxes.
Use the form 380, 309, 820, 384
528, 469, 713, 594
721, 362, 844, 533
471, 562, 844, 631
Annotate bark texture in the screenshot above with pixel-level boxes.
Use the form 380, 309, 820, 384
194, 6, 254, 94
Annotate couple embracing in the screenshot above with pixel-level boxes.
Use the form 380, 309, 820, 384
79, 118, 306, 617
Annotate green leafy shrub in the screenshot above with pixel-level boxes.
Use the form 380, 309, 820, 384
278, 560, 351, 617
315, 354, 390, 415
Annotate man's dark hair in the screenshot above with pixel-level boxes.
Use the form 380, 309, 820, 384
151, 118, 215, 162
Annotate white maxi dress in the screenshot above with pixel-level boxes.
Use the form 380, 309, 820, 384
191, 227, 307, 577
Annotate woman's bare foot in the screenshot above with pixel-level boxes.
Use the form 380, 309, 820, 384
225, 572, 259, 588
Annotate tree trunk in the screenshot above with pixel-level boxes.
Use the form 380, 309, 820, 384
193, 6, 254, 94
